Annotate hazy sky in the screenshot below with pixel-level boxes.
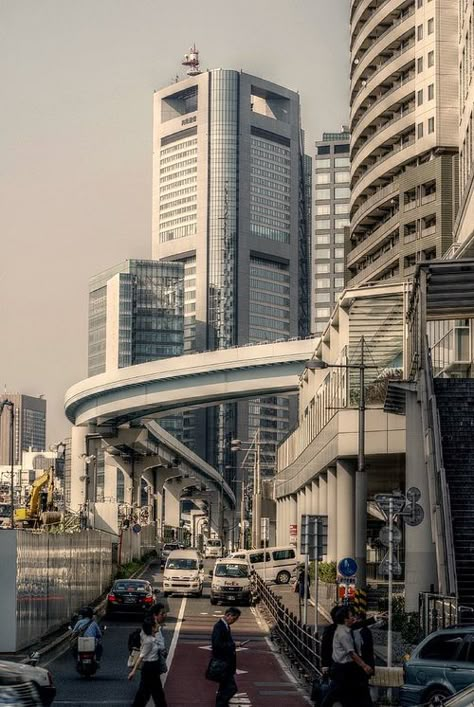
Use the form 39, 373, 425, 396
1, 0, 350, 443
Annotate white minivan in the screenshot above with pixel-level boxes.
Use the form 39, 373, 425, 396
204, 538, 223, 558
163, 549, 204, 597
210, 558, 253, 606
229, 546, 297, 585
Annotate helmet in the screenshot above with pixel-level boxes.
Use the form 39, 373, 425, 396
80, 606, 94, 619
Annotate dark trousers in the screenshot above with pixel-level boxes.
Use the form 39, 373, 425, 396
131, 661, 167, 707
216, 675, 237, 707
321, 663, 373, 707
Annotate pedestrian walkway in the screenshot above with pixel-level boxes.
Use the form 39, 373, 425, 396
163, 605, 311, 707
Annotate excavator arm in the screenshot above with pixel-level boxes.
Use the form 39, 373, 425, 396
14, 468, 54, 522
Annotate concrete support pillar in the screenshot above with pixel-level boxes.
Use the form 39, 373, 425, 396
405, 390, 438, 611
336, 460, 355, 562
163, 478, 189, 529
319, 472, 328, 515
296, 488, 305, 551
276, 500, 284, 545
103, 452, 118, 502
70, 426, 88, 512
288, 494, 297, 545
327, 467, 337, 562
311, 479, 319, 515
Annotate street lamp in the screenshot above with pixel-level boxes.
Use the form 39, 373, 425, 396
0, 399, 15, 528
305, 336, 377, 589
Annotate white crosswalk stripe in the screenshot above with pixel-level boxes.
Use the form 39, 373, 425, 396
229, 693, 252, 705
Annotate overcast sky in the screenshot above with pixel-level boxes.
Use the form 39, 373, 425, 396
1, 0, 350, 443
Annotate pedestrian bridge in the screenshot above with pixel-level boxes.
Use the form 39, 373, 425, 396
64, 338, 318, 427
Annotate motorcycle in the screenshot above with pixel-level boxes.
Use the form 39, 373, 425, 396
70, 623, 106, 678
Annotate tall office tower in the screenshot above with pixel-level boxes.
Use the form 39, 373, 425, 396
0, 393, 46, 465
452, 1, 474, 257
88, 259, 184, 376
312, 128, 351, 335
152, 61, 309, 475
349, 0, 458, 287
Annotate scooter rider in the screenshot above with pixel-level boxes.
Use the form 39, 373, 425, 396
72, 606, 103, 662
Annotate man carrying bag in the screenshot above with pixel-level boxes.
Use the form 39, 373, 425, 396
206, 607, 241, 707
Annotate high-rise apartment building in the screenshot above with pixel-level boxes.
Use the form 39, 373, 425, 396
0, 394, 46, 465
312, 128, 350, 334
348, 0, 458, 287
452, 1, 474, 257
152, 64, 309, 473
88, 259, 184, 376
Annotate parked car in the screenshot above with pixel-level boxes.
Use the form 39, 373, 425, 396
106, 579, 154, 615
160, 542, 180, 568
400, 625, 474, 706
444, 683, 474, 706
229, 545, 298, 584
0, 660, 53, 706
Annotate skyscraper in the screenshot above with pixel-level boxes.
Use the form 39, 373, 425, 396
349, 0, 458, 286
312, 128, 350, 335
0, 393, 46, 465
151, 59, 309, 475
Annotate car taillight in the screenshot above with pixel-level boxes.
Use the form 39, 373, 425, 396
47, 671, 54, 686
107, 593, 116, 602
144, 595, 153, 603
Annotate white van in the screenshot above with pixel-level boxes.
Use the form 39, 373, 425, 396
163, 549, 204, 597
210, 558, 253, 606
204, 538, 223, 559
229, 546, 297, 585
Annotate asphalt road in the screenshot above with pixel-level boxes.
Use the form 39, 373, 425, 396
47, 559, 310, 707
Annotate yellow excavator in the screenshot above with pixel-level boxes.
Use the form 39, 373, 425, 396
14, 467, 61, 527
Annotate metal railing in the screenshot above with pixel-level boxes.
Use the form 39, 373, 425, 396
255, 574, 321, 683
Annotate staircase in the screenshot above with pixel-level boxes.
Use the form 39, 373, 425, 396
434, 379, 474, 609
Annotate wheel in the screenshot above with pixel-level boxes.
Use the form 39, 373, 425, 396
163, 592, 170, 598
210, 598, 217, 605
424, 687, 452, 707
276, 570, 291, 585
196, 588, 203, 597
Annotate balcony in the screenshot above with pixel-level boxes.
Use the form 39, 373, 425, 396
348, 212, 400, 266
352, 108, 416, 176
352, 0, 410, 60
348, 247, 400, 287
351, 7, 415, 88
351, 137, 417, 205
351, 180, 399, 230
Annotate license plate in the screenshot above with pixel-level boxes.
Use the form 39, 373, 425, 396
227, 595, 235, 600
82, 659, 92, 664
124, 597, 136, 603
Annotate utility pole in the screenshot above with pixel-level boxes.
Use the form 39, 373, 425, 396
253, 429, 262, 548
355, 336, 367, 589
0, 400, 15, 528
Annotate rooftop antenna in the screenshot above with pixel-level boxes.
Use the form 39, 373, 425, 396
182, 44, 201, 76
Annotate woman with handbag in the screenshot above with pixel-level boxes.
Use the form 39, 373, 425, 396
128, 611, 168, 707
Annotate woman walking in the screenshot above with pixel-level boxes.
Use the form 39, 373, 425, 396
128, 612, 168, 707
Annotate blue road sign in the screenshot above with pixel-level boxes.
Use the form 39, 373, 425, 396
338, 557, 358, 578
132, 523, 142, 534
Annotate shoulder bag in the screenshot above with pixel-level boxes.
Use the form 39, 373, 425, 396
205, 657, 229, 682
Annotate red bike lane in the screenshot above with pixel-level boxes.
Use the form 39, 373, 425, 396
163, 606, 311, 707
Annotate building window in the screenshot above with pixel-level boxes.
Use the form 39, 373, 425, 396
417, 57, 423, 73
316, 173, 331, 185
427, 18, 434, 34
417, 89, 423, 106
315, 234, 330, 244
428, 50, 434, 67
315, 189, 331, 200
335, 204, 349, 215
315, 219, 331, 230
335, 248, 345, 259
335, 218, 349, 229
417, 0, 423, 7
335, 157, 350, 167
317, 145, 330, 155
335, 171, 350, 183
315, 204, 331, 215
316, 308, 331, 318
428, 117, 435, 133
335, 187, 350, 199
316, 158, 331, 168
315, 292, 331, 302
428, 83, 434, 100
334, 144, 350, 154
315, 263, 331, 274
417, 24, 423, 40
335, 232, 345, 243
335, 262, 345, 272
334, 277, 345, 289
418, 122, 424, 138
316, 278, 331, 288
316, 248, 331, 259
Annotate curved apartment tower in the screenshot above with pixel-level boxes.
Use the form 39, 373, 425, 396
349, 0, 458, 286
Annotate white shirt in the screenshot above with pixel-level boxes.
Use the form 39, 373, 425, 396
332, 625, 356, 664
139, 628, 165, 662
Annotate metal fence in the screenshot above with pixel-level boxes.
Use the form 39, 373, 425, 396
254, 574, 321, 683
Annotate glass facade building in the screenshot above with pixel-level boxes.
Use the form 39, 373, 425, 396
312, 129, 350, 335
152, 69, 309, 479
0, 394, 46, 466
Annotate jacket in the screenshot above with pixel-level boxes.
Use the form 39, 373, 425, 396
211, 619, 237, 675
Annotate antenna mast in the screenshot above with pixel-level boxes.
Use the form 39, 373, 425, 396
182, 44, 201, 76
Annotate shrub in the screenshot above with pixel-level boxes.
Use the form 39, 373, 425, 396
311, 561, 337, 584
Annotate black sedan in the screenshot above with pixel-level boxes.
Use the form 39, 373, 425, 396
106, 579, 154, 615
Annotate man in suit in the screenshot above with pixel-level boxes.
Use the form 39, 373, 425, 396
211, 607, 242, 707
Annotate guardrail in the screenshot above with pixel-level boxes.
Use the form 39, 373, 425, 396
254, 573, 321, 684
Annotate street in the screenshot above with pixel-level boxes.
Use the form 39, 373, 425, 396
47, 559, 310, 707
